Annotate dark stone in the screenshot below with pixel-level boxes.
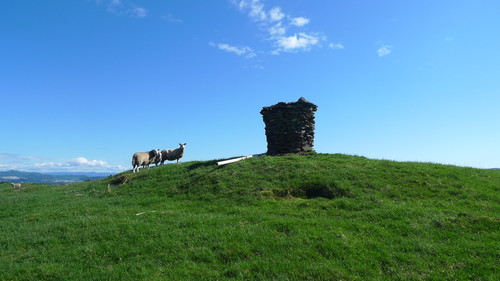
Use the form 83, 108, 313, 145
261, 97, 318, 155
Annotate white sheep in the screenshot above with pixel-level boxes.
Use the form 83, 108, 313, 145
10, 183, 21, 188
132, 149, 161, 173
161, 143, 187, 164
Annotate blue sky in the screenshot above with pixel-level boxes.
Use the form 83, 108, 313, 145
1, 0, 499, 172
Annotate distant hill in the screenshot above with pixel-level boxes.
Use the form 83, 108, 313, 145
0, 170, 111, 185
45, 172, 114, 177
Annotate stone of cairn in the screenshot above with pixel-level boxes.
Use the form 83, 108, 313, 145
260, 97, 318, 156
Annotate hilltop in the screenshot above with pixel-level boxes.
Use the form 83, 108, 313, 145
1, 153, 498, 280
101, 153, 499, 201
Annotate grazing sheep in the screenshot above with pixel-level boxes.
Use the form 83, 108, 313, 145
10, 183, 21, 188
161, 143, 187, 164
132, 149, 161, 173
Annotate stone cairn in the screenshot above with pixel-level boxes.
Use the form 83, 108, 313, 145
260, 97, 318, 156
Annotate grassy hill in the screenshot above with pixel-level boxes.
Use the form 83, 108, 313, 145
0, 153, 498, 280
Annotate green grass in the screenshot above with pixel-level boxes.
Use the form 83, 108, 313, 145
1, 153, 499, 280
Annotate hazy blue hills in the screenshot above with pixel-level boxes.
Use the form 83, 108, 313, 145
0, 170, 112, 185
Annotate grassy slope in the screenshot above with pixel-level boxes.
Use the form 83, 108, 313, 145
0, 154, 498, 280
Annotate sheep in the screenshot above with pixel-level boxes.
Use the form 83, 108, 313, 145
132, 149, 161, 173
143, 152, 162, 168
161, 143, 187, 164
10, 183, 21, 188
153, 152, 163, 166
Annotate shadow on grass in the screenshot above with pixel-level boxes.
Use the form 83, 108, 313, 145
274, 182, 353, 200
187, 160, 219, 171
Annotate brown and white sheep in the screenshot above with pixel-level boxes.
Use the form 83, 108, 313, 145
161, 143, 187, 164
132, 149, 161, 173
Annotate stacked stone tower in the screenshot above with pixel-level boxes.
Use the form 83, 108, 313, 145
260, 97, 318, 156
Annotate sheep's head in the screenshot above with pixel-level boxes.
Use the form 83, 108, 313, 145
149, 149, 162, 158
179, 143, 187, 148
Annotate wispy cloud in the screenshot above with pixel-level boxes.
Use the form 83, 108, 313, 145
269, 7, 285, 22
100, 0, 148, 18
162, 14, 183, 23
329, 43, 344, 50
214, 0, 338, 58
268, 22, 286, 36
0, 153, 42, 163
238, 0, 267, 21
131, 7, 147, 18
276, 33, 320, 53
291, 17, 310, 27
377, 44, 393, 57
209, 42, 256, 58
106, 0, 123, 13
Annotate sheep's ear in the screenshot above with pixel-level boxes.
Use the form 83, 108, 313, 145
184, 143, 187, 145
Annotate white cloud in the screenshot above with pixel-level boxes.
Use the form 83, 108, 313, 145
276, 33, 320, 52
229, 0, 333, 56
210, 42, 256, 58
0, 163, 17, 171
329, 43, 344, 50
67, 157, 111, 167
291, 17, 310, 27
377, 45, 393, 57
236, 0, 267, 21
131, 7, 147, 18
32, 157, 126, 172
35, 157, 112, 170
269, 7, 285, 22
268, 23, 286, 36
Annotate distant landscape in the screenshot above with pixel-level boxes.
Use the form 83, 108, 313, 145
0, 170, 112, 185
